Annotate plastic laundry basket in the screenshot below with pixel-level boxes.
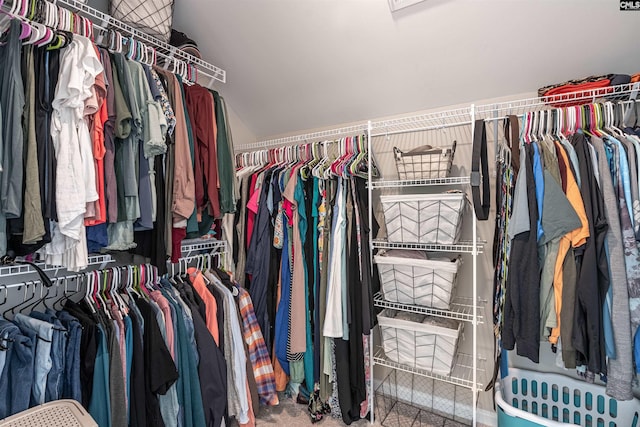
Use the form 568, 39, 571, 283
495, 368, 640, 427
0, 400, 97, 427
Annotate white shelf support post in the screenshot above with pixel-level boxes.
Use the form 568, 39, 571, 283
470, 103, 478, 427
367, 120, 375, 425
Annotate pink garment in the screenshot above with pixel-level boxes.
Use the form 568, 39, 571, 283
151, 290, 176, 361
109, 303, 127, 409
246, 174, 259, 249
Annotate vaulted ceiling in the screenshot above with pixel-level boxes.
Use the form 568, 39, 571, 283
170, 1, 640, 140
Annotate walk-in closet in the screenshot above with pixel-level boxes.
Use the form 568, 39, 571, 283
0, 1, 639, 426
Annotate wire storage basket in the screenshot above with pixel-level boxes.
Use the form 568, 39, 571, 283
380, 191, 465, 245
393, 141, 456, 180
0, 400, 97, 427
377, 308, 462, 375
374, 254, 461, 309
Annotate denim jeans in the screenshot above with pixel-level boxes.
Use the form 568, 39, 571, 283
0, 330, 8, 377
0, 320, 35, 419
13, 313, 53, 405
32, 310, 66, 402
57, 310, 82, 402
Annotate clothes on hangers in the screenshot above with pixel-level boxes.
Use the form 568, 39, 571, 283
0, 20, 237, 271
0, 259, 276, 426
498, 103, 640, 402
235, 136, 377, 424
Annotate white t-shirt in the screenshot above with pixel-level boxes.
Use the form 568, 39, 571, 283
44, 36, 103, 271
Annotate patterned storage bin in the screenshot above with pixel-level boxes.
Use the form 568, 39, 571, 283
374, 254, 461, 309
380, 192, 465, 244
377, 309, 462, 375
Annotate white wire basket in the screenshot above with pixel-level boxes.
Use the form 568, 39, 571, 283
381, 192, 465, 245
374, 254, 461, 309
0, 400, 97, 427
377, 308, 462, 375
496, 368, 640, 427
393, 141, 456, 180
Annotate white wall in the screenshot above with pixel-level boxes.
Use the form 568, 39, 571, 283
225, 102, 257, 148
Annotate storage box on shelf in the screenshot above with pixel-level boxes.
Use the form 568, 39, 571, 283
377, 308, 462, 375
380, 192, 465, 245
374, 253, 461, 309
393, 141, 457, 180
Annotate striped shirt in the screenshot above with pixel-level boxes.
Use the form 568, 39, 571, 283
236, 287, 279, 406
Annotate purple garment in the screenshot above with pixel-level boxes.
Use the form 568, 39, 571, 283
99, 49, 118, 223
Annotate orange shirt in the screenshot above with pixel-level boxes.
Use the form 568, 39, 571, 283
187, 267, 220, 345
549, 142, 590, 344
86, 44, 107, 226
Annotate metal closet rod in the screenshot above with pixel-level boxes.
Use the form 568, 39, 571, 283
57, 0, 226, 85
240, 82, 639, 150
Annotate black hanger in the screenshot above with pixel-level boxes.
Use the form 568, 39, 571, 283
54, 276, 79, 311
2, 281, 36, 319
22, 280, 50, 314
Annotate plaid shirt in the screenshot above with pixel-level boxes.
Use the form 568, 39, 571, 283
236, 287, 279, 406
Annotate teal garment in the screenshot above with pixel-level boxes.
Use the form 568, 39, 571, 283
161, 287, 206, 427
311, 177, 320, 384
212, 91, 235, 214
294, 176, 314, 392
177, 76, 199, 234
89, 325, 111, 427
124, 316, 133, 423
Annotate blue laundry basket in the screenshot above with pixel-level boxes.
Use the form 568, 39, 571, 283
495, 368, 640, 426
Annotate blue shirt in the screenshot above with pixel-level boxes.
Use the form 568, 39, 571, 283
532, 142, 545, 241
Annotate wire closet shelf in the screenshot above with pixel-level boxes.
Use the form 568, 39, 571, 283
373, 346, 485, 390
373, 292, 484, 324
475, 82, 639, 120
0, 255, 115, 278
28, 0, 226, 86
235, 123, 370, 151
237, 81, 639, 153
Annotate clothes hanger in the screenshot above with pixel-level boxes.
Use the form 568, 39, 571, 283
9, 0, 22, 17
2, 281, 36, 319
54, 275, 79, 311
42, 277, 63, 310
95, 270, 112, 320
6, 281, 36, 318
83, 272, 97, 314
21, 280, 48, 314
24, 21, 46, 44
519, 113, 529, 144
18, 19, 32, 40
108, 268, 126, 314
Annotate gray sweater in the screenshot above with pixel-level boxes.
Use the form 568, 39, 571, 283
592, 136, 633, 400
